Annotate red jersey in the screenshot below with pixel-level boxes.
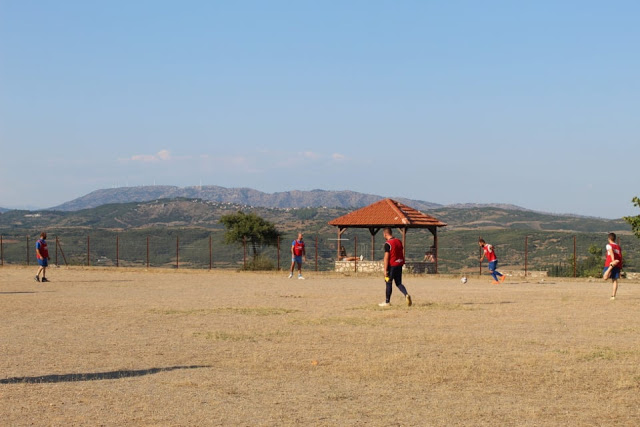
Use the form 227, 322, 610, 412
482, 244, 497, 262
385, 238, 405, 267
292, 239, 305, 256
36, 238, 49, 259
605, 242, 622, 267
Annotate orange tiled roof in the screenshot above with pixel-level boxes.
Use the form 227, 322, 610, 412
328, 198, 447, 228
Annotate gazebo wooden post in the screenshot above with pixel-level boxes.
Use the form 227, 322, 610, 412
368, 227, 380, 261
400, 227, 407, 258
371, 234, 375, 260
432, 227, 439, 274
337, 228, 346, 259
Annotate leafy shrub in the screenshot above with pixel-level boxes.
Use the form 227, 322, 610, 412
242, 255, 276, 271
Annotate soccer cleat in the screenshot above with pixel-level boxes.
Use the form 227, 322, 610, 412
41, 277, 49, 282
611, 296, 616, 300
500, 275, 506, 283
378, 302, 391, 307
298, 275, 305, 280
492, 280, 500, 285
406, 294, 412, 307
288, 273, 293, 279
34, 276, 40, 282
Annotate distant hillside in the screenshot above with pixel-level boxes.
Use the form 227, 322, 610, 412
51, 186, 444, 212
446, 203, 531, 211
2, 197, 630, 235
2, 199, 636, 272
0, 207, 10, 213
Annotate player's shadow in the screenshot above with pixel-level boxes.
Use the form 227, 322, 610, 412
462, 301, 514, 305
62, 280, 135, 283
0, 291, 38, 294
0, 365, 210, 384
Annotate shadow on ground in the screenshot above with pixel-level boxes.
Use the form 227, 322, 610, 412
462, 301, 514, 305
0, 291, 39, 295
0, 365, 211, 384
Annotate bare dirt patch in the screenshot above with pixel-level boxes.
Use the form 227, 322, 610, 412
1, 266, 639, 425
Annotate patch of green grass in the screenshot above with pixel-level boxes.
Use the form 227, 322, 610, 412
222, 307, 298, 316
605, 327, 639, 335
326, 391, 352, 402
292, 316, 382, 327
579, 347, 631, 362
150, 307, 299, 316
193, 331, 256, 342
193, 329, 291, 342
350, 302, 475, 311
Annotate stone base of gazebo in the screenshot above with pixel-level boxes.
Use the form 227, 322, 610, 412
334, 261, 437, 274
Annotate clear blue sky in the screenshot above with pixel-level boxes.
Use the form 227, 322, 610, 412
1, 1, 638, 218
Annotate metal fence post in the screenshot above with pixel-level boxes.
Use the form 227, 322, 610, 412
573, 236, 578, 277
277, 235, 280, 271
209, 235, 212, 270
479, 236, 482, 276
176, 235, 179, 269
243, 236, 247, 269
55, 235, 58, 266
57, 237, 68, 266
524, 236, 528, 278
146, 236, 150, 269
116, 234, 119, 267
315, 235, 318, 272
1, 235, 3, 266
26, 235, 30, 266
87, 235, 91, 266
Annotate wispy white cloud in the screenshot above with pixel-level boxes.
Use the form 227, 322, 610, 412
331, 153, 346, 161
156, 149, 171, 161
301, 151, 322, 160
128, 149, 172, 163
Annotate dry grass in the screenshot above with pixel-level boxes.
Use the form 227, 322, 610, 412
1, 266, 640, 426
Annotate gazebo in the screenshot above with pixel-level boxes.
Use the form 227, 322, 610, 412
328, 198, 447, 273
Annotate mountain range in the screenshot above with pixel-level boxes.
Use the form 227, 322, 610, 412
50, 185, 530, 213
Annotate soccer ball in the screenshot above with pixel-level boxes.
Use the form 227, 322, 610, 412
461, 276, 468, 284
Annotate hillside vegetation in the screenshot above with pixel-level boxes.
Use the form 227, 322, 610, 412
0, 198, 636, 273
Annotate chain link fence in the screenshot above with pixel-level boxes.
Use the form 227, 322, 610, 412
1, 229, 636, 275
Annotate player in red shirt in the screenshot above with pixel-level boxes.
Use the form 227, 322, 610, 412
479, 238, 505, 284
603, 232, 623, 300
379, 228, 412, 307
35, 232, 50, 283
289, 232, 306, 279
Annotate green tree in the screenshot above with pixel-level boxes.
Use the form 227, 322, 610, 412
623, 196, 640, 238
219, 211, 281, 259
547, 244, 603, 278
588, 244, 602, 258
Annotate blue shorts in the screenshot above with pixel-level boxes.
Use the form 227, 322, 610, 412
604, 266, 620, 280
38, 258, 48, 267
292, 255, 303, 264
488, 261, 498, 271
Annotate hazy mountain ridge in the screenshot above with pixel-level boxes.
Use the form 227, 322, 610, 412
51, 186, 444, 212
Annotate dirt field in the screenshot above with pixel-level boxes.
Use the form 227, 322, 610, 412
1, 266, 639, 426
